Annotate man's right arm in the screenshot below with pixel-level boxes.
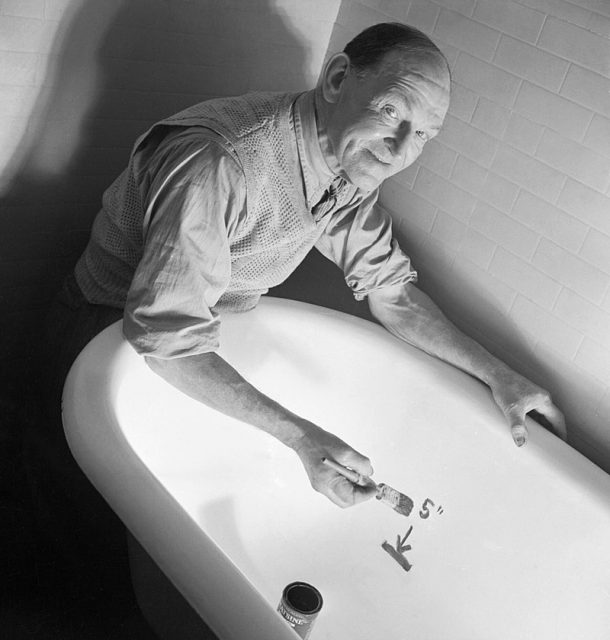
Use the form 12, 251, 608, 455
125, 130, 374, 507
145, 352, 376, 507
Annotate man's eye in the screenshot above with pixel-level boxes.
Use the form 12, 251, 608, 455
416, 130, 429, 142
383, 105, 399, 119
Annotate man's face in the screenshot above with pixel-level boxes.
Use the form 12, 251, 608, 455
326, 50, 450, 192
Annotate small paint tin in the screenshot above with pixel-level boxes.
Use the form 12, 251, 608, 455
277, 581, 323, 639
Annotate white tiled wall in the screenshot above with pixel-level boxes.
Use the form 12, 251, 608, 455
327, 0, 610, 470
0, 0, 340, 362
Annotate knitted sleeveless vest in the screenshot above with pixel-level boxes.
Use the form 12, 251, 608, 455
75, 92, 328, 312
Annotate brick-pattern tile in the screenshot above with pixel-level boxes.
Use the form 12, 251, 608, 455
586, 11, 610, 37
512, 190, 588, 253
510, 295, 584, 359
406, 0, 441, 33
580, 229, 610, 275
447, 82, 479, 122
470, 201, 539, 259
392, 219, 429, 257
575, 0, 610, 19
479, 172, 519, 213
558, 180, 610, 236
561, 65, 610, 117
555, 288, 610, 350
489, 247, 561, 309
474, 0, 545, 43
420, 235, 459, 274
513, 82, 592, 142
416, 139, 458, 179
431, 0, 476, 17
396, 162, 419, 189
440, 114, 498, 167
539, 17, 610, 76
454, 258, 517, 311
531, 342, 607, 438
413, 167, 477, 222
536, 129, 610, 193
380, 178, 437, 233
493, 36, 569, 93
491, 146, 565, 202
602, 289, 610, 315
503, 112, 545, 155
575, 339, 610, 384
453, 52, 521, 105
533, 239, 609, 304
432, 209, 467, 249
583, 115, 610, 159
434, 8, 500, 61
335, 0, 389, 32
515, 0, 593, 27
451, 155, 487, 195
471, 97, 510, 138
459, 228, 498, 271
430, 36, 460, 68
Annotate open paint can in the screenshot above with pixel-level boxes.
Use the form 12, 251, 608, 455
277, 581, 323, 639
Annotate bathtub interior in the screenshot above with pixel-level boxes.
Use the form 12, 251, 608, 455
67, 298, 610, 639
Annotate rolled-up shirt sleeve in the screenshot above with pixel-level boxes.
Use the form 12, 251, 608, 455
315, 189, 418, 301
123, 131, 246, 358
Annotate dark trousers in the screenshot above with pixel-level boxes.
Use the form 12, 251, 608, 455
24, 273, 131, 596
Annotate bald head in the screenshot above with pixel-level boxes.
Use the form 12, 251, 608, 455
316, 24, 451, 192
343, 22, 450, 84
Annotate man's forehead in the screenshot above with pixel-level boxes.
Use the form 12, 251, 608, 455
365, 50, 450, 117
377, 48, 450, 92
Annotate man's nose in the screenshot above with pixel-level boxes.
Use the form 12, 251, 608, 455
386, 124, 411, 160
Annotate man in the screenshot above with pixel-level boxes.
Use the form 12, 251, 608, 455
50, 23, 566, 514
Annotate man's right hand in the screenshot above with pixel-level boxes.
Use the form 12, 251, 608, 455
292, 422, 377, 508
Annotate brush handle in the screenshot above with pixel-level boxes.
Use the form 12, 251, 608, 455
321, 457, 374, 487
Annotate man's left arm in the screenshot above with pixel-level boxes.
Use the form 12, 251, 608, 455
367, 282, 567, 447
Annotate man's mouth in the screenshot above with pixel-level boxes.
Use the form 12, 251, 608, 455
365, 148, 391, 166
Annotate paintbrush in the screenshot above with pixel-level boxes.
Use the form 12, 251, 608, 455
321, 458, 413, 517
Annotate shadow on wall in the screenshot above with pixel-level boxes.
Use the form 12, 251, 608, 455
0, 0, 309, 380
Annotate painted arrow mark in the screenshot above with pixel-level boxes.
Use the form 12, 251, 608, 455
381, 525, 414, 572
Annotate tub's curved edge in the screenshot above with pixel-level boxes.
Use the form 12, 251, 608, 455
62, 320, 299, 640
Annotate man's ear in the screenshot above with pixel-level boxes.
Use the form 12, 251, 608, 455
320, 52, 351, 104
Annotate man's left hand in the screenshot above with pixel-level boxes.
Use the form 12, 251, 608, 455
489, 369, 567, 447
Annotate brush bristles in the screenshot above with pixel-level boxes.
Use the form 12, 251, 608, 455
375, 483, 414, 517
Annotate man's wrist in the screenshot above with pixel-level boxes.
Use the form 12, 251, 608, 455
482, 359, 519, 391
278, 417, 316, 453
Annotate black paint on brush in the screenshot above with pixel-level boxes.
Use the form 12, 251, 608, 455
376, 483, 414, 517
320, 458, 414, 516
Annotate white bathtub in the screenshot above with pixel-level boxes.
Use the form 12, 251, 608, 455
62, 297, 610, 640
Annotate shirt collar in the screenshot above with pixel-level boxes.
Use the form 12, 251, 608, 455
293, 90, 342, 209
